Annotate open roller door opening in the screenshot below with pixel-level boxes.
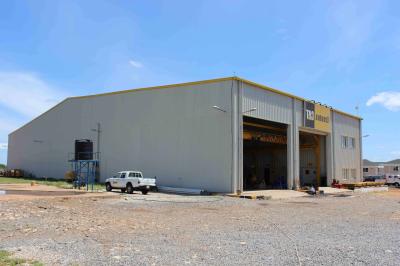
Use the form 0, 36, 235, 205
299, 131, 327, 188
243, 116, 287, 190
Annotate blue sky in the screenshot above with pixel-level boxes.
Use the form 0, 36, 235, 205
0, 0, 399, 163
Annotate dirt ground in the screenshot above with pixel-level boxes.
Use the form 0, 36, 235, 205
1, 185, 400, 265
0, 183, 115, 201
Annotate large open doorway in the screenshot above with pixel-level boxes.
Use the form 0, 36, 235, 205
299, 131, 327, 188
243, 116, 288, 190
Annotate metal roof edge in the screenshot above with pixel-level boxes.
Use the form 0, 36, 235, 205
234, 76, 305, 101
10, 76, 361, 136
234, 77, 362, 121
9, 77, 235, 135
333, 109, 362, 121
70, 77, 235, 100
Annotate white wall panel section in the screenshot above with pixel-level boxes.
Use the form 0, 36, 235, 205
8, 81, 233, 192
320, 136, 327, 177
293, 99, 303, 188
300, 149, 316, 174
242, 84, 305, 189
332, 112, 362, 182
242, 83, 292, 124
294, 99, 304, 127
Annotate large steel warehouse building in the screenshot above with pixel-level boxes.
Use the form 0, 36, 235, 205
7, 77, 362, 193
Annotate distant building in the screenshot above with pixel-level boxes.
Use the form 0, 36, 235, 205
363, 159, 400, 177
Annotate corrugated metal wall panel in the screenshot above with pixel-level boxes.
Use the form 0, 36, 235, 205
242, 84, 303, 189
300, 149, 315, 168
333, 112, 361, 182
299, 137, 327, 180
242, 83, 292, 124
7, 80, 234, 192
252, 150, 287, 178
320, 136, 327, 177
295, 99, 304, 126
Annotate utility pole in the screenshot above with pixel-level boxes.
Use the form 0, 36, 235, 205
91, 123, 101, 157
91, 122, 102, 181
96, 122, 101, 157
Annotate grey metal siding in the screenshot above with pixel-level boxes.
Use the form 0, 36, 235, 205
8, 77, 363, 192
300, 149, 315, 168
242, 83, 292, 124
294, 99, 303, 127
241, 82, 298, 189
293, 99, 303, 188
8, 80, 234, 192
332, 112, 362, 182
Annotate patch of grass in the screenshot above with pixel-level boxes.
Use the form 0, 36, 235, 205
0, 176, 104, 191
0, 250, 43, 266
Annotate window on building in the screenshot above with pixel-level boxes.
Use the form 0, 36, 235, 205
394, 166, 399, 172
349, 137, 356, 149
351, 169, 357, 179
342, 168, 357, 180
341, 136, 356, 149
341, 136, 347, 148
342, 168, 349, 180
363, 168, 369, 173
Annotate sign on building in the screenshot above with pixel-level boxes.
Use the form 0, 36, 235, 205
304, 101, 331, 133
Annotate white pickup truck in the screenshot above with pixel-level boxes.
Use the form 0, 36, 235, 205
385, 174, 400, 187
105, 171, 156, 194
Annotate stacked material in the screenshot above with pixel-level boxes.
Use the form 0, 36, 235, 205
1, 169, 24, 177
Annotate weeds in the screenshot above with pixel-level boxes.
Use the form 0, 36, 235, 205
0, 250, 43, 266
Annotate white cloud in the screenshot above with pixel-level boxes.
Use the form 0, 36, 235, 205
0, 143, 7, 150
129, 60, 143, 68
0, 71, 65, 118
366, 91, 400, 111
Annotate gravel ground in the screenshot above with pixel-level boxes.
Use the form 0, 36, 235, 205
1, 189, 400, 265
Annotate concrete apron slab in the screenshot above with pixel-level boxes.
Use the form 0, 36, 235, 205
227, 186, 387, 200
318, 187, 352, 194
228, 190, 308, 200
353, 186, 389, 193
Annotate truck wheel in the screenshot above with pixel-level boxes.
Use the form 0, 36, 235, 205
121, 188, 126, 193
126, 183, 134, 194
141, 189, 148, 195
106, 183, 112, 192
